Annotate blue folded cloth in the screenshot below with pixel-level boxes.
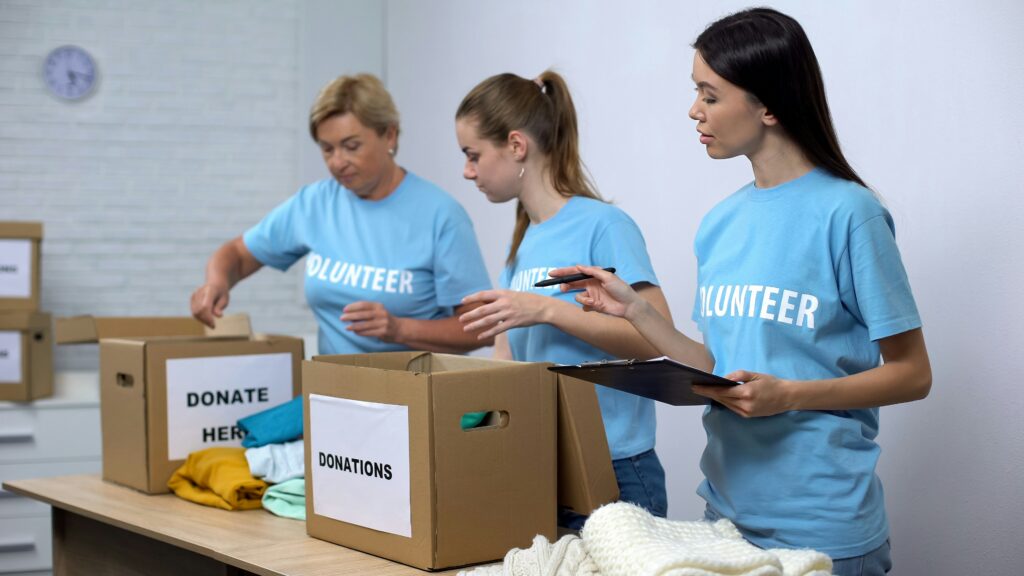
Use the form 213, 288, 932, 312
238, 396, 303, 448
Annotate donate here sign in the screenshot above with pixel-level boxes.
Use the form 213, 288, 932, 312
165, 353, 293, 460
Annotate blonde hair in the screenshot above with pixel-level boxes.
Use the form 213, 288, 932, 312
456, 70, 601, 265
309, 74, 400, 150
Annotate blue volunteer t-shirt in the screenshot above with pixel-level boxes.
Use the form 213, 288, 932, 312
691, 168, 922, 558
244, 171, 492, 354
501, 196, 659, 460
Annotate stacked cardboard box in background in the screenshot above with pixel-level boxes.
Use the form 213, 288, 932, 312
0, 222, 52, 402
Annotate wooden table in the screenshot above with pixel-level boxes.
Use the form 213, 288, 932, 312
2, 474, 467, 575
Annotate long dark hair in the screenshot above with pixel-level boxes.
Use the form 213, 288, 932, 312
694, 7, 867, 188
456, 71, 601, 265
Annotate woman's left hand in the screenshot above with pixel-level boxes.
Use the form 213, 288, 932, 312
341, 301, 403, 342
459, 289, 552, 339
692, 370, 795, 418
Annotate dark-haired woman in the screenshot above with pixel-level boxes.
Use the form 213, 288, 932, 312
454, 71, 674, 528
555, 8, 930, 574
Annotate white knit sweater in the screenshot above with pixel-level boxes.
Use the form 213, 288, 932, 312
460, 502, 833, 576
461, 534, 598, 576
582, 502, 832, 576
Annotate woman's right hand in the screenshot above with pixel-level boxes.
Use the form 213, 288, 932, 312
551, 265, 643, 319
190, 282, 230, 328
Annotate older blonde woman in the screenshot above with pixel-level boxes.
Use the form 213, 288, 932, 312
192, 74, 492, 354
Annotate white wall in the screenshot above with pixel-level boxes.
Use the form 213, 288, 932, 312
385, 0, 1024, 573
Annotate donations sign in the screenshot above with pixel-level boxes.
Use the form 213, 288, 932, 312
309, 393, 411, 537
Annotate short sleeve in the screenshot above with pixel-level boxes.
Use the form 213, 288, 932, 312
242, 190, 311, 272
591, 217, 659, 288
431, 204, 493, 306
841, 214, 922, 341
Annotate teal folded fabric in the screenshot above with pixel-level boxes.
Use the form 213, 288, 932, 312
262, 477, 306, 520
239, 396, 303, 448
461, 411, 487, 429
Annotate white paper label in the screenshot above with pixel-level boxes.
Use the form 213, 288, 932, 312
0, 332, 21, 383
309, 393, 411, 537
0, 240, 32, 299
165, 353, 294, 460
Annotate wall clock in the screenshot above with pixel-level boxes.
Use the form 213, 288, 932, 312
43, 45, 98, 101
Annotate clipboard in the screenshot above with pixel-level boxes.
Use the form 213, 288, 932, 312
547, 356, 737, 406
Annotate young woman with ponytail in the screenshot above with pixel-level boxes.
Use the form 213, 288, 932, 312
455, 70, 674, 528
554, 8, 931, 574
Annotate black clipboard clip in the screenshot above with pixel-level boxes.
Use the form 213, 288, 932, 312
574, 358, 637, 368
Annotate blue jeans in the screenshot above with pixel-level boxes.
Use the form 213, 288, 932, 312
558, 448, 667, 530
704, 505, 892, 575
831, 540, 892, 576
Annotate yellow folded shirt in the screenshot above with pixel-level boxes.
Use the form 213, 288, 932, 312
168, 447, 268, 511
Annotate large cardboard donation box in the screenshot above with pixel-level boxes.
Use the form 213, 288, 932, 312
0, 222, 42, 311
0, 311, 52, 402
99, 333, 303, 493
303, 352, 557, 570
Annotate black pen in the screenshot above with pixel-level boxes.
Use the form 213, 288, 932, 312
534, 267, 616, 288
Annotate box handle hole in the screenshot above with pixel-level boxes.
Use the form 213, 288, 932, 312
461, 410, 509, 430
116, 373, 134, 388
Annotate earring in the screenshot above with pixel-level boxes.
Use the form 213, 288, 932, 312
388, 148, 395, 156
518, 166, 525, 179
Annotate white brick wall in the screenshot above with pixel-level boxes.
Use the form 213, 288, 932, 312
0, 0, 320, 369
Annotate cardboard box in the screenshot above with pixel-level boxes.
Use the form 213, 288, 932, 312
554, 373, 620, 515
0, 222, 43, 311
55, 313, 251, 344
303, 352, 557, 571
0, 312, 52, 402
100, 333, 303, 493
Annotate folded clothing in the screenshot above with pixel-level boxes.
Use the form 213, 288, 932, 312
581, 502, 832, 576
238, 396, 303, 448
263, 477, 306, 520
461, 411, 487, 429
246, 440, 304, 484
168, 447, 268, 511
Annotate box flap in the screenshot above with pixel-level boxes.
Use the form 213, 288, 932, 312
555, 373, 619, 514
311, 351, 430, 372
0, 221, 43, 239
55, 313, 251, 344
426, 353, 521, 373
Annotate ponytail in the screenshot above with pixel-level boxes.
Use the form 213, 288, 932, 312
457, 70, 600, 265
